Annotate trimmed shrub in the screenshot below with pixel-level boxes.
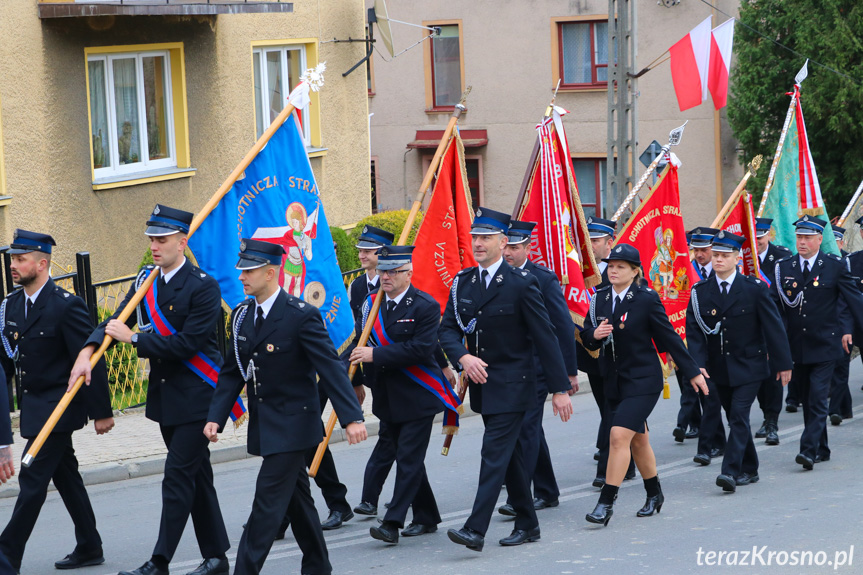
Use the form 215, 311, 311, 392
331, 226, 360, 271
347, 209, 424, 247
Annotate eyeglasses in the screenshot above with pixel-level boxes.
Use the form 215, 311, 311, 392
377, 269, 410, 277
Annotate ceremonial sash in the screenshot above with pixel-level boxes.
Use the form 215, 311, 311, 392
758, 266, 772, 286
692, 262, 707, 281
363, 293, 463, 434
143, 271, 247, 423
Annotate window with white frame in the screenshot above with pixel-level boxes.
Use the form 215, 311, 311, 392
88, 51, 176, 178
253, 45, 311, 146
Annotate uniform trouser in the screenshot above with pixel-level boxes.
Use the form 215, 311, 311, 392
828, 351, 853, 417
360, 419, 396, 506
797, 361, 836, 460
588, 372, 606, 449
786, 374, 801, 407
696, 377, 727, 456
153, 421, 229, 563
302, 388, 351, 515
465, 412, 537, 536
756, 374, 784, 420
0, 433, 101, 570
716, 379, 760, 479
507, 382, 559, 505
0, 548, 14, 575
235, 451, 331, 575
676, 371, 704, 430
381, 415, 441, 528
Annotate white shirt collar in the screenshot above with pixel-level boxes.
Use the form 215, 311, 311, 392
799, 253, 817, 269
161, 257, 187, 284
598, 261, 608, 275
25, 281, 48, 307
716, 268, 737, 289
611, 284, 630, 301
696, 261, 713, 275
365, 272, 379, 286
386, 287, 409, 306
517, 260, 528, 270
255, 288, 281, 319
479, 257, 504, 286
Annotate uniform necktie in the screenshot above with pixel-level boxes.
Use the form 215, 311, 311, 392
158, 274, 167, 291
481, 269, 489, 290
802, 260, 811, 283
720, 281, 729, 297
387, 300, 396, 314
613, 295, 621, 314
367, 282, 375, 293
25, 298, 32, 319
255, 306, 264, 335
701, 266, 708, 278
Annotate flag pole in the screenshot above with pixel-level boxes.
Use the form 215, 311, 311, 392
611, 121, 688, 222
512, 80, 560, 219
711, 155, 763, 228
310, 88, 471, 476
21, 88, 313, 468
757, 94, 797, 218
837, 177, 863, 227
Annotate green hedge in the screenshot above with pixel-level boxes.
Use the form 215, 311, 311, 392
331, 226, 360, 271
348, 209, 424, 247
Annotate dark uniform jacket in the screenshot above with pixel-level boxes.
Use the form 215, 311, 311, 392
439, 259, 568, 414
0, 367, 10, 445
576, 265, 609, 375
2, 279, 111, 438
87, 260, 222, 426
582, 284, 700, 401
773, 250, 863, 365
209, 289, 363, 456
349, 273, 378, 319
758, 242, 792, 279
523, 260, 577, 381
355, 284, 444, 424
685, 274, 792, 386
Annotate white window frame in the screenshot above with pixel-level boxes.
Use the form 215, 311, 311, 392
88, 50, 177, 179
253, 45, 311, 147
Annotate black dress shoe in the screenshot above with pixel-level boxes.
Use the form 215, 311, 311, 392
353, 501, 378, 516
119, 561, 169, 575
498, 503, 517, 517
401, 523, 437, 537
815, 453, 830, 463
447, 527, 484, 552
830, 413, 843, 426
55, 549, 105, 570
795, 453, 814, 470
786, 403, 798, 413
585, 502, 614, 526
735, 472, 759, 486
709, 448, 724, 458
592, 476, 606, 488
593, 449, 601, 461
693, 453, 711, 466
716, 474, 736, 492
369, 522, 399, 544
186, 557, 229, 575
754, 422, 768, 439
765, 424, 780, 446
499, 527, 540, 546
533, 497, 559, 510
672, 426, 686, 442
321, 509, 354, 530
636, 492, 664, 516
685, 426, 699, 439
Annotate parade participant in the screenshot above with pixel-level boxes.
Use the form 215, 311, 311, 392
685, 232, 792, 493
440, 207, 573, 551
71, 206, 230, 575
582, 244, 707, 525
772, 216, 863, 470
349, 245, 455, 543
205, 239, 366, 575
0, 230, 114, 573
753, 218, 793, 443
497, 220, 578, 517
827, 225, 853, 425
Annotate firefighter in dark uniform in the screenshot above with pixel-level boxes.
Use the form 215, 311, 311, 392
828, 225, 854, 425
685, 231, 792, 493
440, 208, 573, 551
205, 239, 366, 575
0, 230, 114, 573
772, 215, 863, 470
349, 245, 456, 543
497, 220, 578, 517
72, 206, 230, 575
753, 217, 793, 443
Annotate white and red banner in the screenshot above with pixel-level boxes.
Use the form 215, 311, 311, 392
716, 192, 760, 278
670, 17, 735, 111
708, 18, 735, 109
793, 85, 825, 212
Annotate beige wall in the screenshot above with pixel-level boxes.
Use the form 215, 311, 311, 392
0, 0, 371, 279
368, 0, 744, 229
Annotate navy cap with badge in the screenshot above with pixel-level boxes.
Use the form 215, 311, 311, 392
145, 204, 194, 236
8, 229, 56, 254
711, 230, 745, 253
832, 225, 846, 241
602, 243, 641, 266
506, 220, 536, 245
755, 217, 774, 238
376, 245, 414, 271
587, 216, 616, 239
689, 227, 720, 249
235, 238, 286, 270
355, 225, 395, 250
793, 215, 826, 235
471, 207, 511, 235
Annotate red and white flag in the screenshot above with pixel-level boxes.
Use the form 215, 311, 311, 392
794, 84, 824, 212
669, 17, 712, 111
708, 19, 735, 109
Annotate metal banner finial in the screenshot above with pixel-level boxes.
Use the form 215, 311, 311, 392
668, 121, 688, 147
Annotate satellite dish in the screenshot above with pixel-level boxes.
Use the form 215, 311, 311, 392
374, 0, 395, 59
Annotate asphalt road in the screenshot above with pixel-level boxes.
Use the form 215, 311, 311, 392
6, 362, 863, 574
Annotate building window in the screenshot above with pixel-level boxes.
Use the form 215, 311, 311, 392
572, 158, 606, 218
553, 18, 611, 90
424, 21, 464, 111
253, 45, 311, 145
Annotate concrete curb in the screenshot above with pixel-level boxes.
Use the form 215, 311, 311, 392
0, 384, 591, 498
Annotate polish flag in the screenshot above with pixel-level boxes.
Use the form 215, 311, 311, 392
708, 19, 735, 109
669, 17, 712, 111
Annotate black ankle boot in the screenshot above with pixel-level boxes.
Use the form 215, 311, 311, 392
637, 476, 664, 517
586, 484, 617, 526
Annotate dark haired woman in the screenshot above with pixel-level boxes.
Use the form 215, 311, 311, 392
582, 244, 708, 525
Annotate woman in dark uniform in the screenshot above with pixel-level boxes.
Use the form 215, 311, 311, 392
581, 244, 707, 526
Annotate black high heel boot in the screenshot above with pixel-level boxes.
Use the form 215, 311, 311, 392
586, 484, 618, 526
637, 476, 664, 517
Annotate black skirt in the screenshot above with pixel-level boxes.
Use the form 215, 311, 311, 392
607, 392, 661, 433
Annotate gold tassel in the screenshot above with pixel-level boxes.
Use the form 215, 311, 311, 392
232, 411, 249, 428
442, 426, 459, 436
799, 207, 826, 217
663, 379, 670, 400
455, 404, 465, 415
574, 329, 600, 359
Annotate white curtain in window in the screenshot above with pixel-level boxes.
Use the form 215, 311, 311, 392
88, 60, 111, 169
561, 23, 591, 84
266, 51, 283, 123
112, 57, 141, 165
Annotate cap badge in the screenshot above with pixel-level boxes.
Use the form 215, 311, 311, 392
718, 231, 725, 238
615, 246, 622, 253
12, 230, 17, 240
154, 205, 161, 215
380, 247, 389, 256
240, 241, 247, 252
476, 209, 482, 217
363, 226, 369, 233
